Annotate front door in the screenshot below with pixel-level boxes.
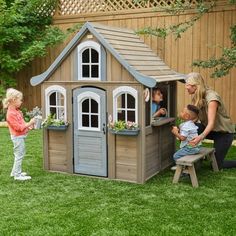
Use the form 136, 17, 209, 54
73, 87, 107, 177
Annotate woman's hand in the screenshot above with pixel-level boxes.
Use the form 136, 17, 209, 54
189, 135, 202, 147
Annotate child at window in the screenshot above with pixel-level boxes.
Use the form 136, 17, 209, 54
171, 104, 201, 161
152, 87, 167, 118
3, 88, 35, 181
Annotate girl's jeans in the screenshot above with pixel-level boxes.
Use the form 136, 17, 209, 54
11, 135, 26, 177
173, 146, 200, 160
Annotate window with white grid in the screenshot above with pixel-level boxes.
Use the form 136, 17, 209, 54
45, 85, 67, 120
113, 86, 138, 123
78, 41, 101, 81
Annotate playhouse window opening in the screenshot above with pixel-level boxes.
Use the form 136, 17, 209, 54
150, 84, 172, 121
81, 48, 99, 79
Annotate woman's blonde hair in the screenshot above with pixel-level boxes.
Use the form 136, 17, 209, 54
185, 72, 208, 108
2, 88, 23, 109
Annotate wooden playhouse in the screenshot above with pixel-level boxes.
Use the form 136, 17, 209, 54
30, 22, 185, 183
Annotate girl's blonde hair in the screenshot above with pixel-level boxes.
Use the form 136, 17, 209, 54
2, 88, 23, 109
185, 72, 208, 108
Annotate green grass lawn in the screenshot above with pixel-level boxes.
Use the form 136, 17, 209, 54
0, 128, 236, 236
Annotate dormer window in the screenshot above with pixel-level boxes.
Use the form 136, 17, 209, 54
78, 41, 101, 80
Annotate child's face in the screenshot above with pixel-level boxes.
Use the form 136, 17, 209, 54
13, 97, 23, 109
152, 90, 163, 103
179, 108, 190, 121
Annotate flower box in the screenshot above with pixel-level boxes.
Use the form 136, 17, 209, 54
109, 128, 140, 136
46, 124, 69, 131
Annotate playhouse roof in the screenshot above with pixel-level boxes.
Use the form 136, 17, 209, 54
30, 22, 186, 88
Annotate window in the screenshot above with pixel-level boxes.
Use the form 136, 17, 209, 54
45, 85, 67, 120
113, 86, 138, 123
151, 84, 170, 118
78, 41, 101, 80
77, 92, 100, 130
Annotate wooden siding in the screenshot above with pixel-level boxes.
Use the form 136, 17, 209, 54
145, 128, 161, 179
115, 135, 138, 182
48, 131, 68, 171
17, 2, 236, 122
144, 124, 175, 180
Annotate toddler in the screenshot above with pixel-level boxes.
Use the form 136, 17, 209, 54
171, 104, 201, 161
3, 88, 35, 181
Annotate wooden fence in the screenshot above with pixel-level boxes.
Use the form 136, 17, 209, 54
16, 0, 236, 122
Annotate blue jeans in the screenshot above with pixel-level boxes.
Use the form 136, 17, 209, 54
173, 146, 200, 161
11, 135, 26, 177
196, 123, 235, 169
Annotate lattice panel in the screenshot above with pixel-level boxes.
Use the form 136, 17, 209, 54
57, 0, 200, 16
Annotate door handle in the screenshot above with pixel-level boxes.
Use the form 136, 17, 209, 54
103, 123, 106, 134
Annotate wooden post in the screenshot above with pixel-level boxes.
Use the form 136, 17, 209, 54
209, 152, 219, 172
188, 165, 199, 188
172, 165, 183, 184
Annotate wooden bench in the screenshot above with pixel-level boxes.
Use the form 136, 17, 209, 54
172, 147, 219, 187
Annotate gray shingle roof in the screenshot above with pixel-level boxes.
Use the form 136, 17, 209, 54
30, 22, 186, 87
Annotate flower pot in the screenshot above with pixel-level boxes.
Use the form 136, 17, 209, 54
109, 128, 140, 136
46, 124, 69, 131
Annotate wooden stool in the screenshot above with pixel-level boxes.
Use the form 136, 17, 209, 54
172, 147, 219, 187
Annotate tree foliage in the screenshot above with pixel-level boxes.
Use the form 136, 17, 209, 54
136, 0, 236, 78
0, 0, 80, 97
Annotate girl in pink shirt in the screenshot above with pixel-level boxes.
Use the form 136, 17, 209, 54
3, 88, 35, 181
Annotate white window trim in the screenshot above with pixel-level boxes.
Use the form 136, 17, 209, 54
77, 91, 100, 131
113, 86, 138, 123
45, 85, 67, 121
77, 41, 101, 81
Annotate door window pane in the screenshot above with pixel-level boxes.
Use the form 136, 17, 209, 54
82, 115, 89, 127
91, 115, 98, 128
91, 99, 98, 113
82, 99, 89, 112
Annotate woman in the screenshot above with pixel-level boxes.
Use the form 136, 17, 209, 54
185, 72, 236, 169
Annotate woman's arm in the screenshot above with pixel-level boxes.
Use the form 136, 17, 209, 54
189, 100, 218, 146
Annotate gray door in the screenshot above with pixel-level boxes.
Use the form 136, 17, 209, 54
73, 87, 107, 176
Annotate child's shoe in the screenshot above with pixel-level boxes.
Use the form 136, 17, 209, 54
171, 165, 177, 171
14, 175, 31, 181
11, 172, 27, 177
